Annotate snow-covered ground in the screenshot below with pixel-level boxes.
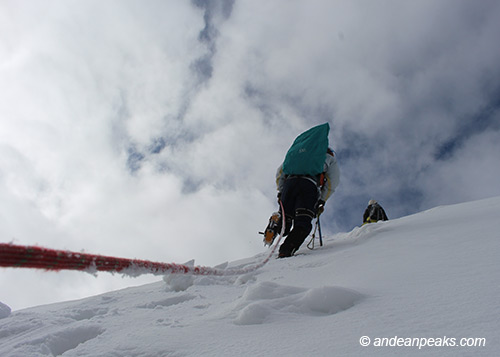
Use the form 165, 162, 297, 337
1, 196, 499, 356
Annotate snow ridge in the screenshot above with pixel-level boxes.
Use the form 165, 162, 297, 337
1, 196, 499, 356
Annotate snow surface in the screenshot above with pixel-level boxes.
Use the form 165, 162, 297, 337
1, 196, 499, 356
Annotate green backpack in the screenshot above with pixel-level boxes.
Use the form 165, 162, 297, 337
282, 123, 330, 176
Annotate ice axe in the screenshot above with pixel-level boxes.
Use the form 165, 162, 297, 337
306, 213, 323, 250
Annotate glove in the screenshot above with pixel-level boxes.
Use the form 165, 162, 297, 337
315, 200, 325, 216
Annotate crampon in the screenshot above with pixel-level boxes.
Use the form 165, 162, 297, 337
259, 211, 281, 246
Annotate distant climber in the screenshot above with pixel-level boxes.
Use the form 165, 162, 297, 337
262, 123, 340, 258
363, 200, 388, 224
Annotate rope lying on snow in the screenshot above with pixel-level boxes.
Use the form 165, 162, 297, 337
0, 203, 285, 277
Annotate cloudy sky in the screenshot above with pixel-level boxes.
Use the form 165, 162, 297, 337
1, 0, 499, 310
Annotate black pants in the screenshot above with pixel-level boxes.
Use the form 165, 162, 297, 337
279, 177, 318, 254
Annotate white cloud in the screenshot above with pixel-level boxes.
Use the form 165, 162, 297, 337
420, 130, 500, 207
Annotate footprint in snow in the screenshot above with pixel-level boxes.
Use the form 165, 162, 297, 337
23, 324, 105, 356
136, 293, 197, 309
234, 281, 364, 325
65, 307, 109, 321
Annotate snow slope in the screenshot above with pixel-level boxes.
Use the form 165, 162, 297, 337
1, 196, 499, 356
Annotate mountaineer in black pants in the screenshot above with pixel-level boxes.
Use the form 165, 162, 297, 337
363, 200, 388, 224
275, 148, 340, 258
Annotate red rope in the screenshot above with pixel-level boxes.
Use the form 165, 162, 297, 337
0, 202, 286, 277
0, 243, 193, 275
